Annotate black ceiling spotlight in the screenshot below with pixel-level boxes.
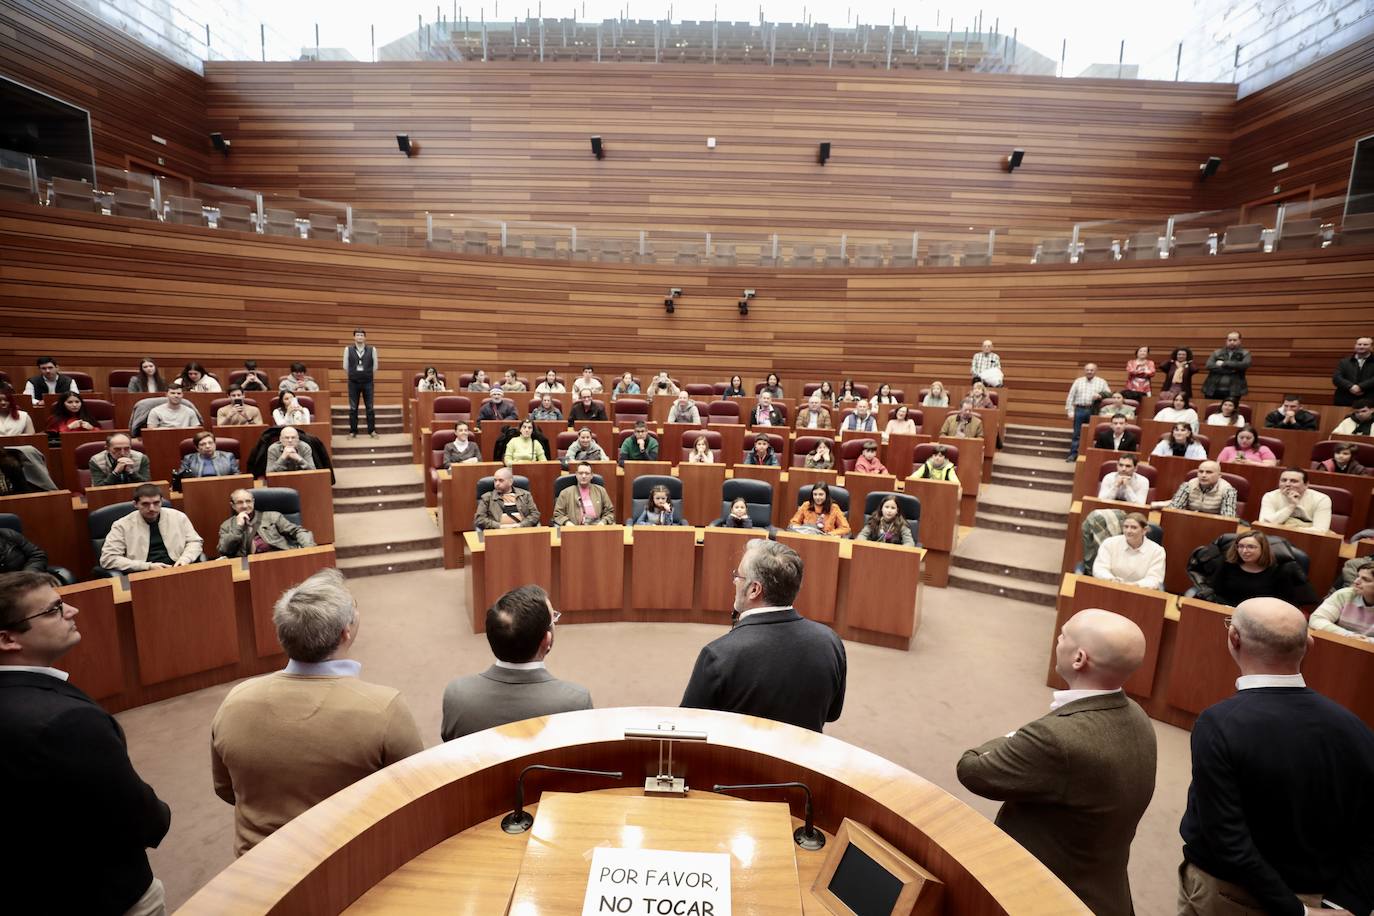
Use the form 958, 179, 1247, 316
1199, 156, 1222, 180
396, 134, 417, 157
817, 141, 831, 166
591, 136, 605, 160
210, 132, 231, 155
1006, 148, 1024, 172
738, 290, 754, 316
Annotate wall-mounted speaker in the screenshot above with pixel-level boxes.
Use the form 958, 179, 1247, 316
591, 136, 605, 160
1199, 156, 1222, 180
1006, 148, 1024, 172
818, 142, 831, 166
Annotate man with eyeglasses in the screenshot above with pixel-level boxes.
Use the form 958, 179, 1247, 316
1178, 597, 1374, 915
440, 584, 591, 741
0, 571, 172, 915
681, 539, 846, 733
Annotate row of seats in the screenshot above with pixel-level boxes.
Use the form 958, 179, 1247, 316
476, 473, 924, 542
429, 395, 935, 427
421, 371, 1001, 406
1087, 459, 1361, 534
0, 369, 324, 394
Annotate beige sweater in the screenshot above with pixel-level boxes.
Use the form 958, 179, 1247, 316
100, 507, 203, 571
210, 668, 423, 855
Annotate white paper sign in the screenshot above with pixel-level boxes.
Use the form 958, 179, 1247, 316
581, 846, 732, 916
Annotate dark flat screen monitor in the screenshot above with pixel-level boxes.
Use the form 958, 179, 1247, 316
828, 844, 904, 916
0, 76, 96, 184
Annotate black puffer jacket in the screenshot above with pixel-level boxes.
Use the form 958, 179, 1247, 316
0, 529, 47, 573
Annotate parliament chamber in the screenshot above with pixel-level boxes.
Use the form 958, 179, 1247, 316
3, 2, 1374, 914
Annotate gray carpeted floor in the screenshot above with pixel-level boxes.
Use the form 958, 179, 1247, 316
119, 567, 1193, 915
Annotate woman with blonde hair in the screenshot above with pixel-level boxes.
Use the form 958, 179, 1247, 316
922, 382, 949, 408
687, 435, 715, 464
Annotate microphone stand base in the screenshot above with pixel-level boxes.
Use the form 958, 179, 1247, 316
644, 776, 688, 796
501, 810, 534, 834
793, 826, 826, 850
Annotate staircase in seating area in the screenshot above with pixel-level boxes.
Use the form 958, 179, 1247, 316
329, 404, 444, 577
950, 424, 1074, 607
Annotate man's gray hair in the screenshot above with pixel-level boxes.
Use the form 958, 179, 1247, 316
742, 540, 804, 607
272, 567, 356, 662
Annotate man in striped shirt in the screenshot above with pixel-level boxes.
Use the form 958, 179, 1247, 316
1065, 364, 1111, 460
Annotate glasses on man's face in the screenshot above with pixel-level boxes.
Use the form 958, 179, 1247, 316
2, 598, 67, 629
1223, 616, 1234, 630
550, 609, 562, 626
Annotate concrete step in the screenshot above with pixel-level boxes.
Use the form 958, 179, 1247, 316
332, 422, 405, 434
974, 507, 1066, 539
333, 464, 423, 488
977, 482, 1071, 519
337, 548, 445, 578
1006, 423, 1072, 439
988, 469, 1074, 493
1000, 443, 1065, 459
945, 565, 1058, 607
335, 492, 426, 513
334, 534, 444, 560
333, 452, 413, 468
951, 528, 1063, 586
333, 506, 440, 549
333, 433, 411, 449
331, 404, 403, 413
994, 453, 1076, 477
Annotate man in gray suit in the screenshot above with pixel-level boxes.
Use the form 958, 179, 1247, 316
440, 584, 591, 741
956, 608, 1156, 916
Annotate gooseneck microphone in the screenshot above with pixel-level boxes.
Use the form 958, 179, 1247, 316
501, 764, 623, 834
710, 781, 825, 849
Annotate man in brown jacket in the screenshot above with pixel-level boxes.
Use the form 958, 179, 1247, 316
210, 567, 423, 855
552, 462, 617, 526
956, 608, 1157, 916
474, 467, 541, 529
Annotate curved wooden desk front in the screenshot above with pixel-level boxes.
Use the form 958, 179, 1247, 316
178, 707, 1087, 916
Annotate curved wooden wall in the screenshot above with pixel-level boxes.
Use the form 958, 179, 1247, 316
201, 61, 1236, 237
3, 202, 1371, 425
0, 1, 209, 178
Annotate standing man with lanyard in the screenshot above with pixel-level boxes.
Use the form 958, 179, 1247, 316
344, 328, 378, 439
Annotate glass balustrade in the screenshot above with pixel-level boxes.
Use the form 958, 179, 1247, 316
5, 148, 1370, 269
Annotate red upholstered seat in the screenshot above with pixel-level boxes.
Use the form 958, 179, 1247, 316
433, 396, 472, 424
1311, 485, 1353, 535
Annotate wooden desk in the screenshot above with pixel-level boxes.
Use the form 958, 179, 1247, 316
900, 477, 961, 586
731, 463, 782, 493
841, 539, 924, 648
84, 479, 168, 511
0, 489, 84, 574
437, 461, 503, 568
1165, 596, 1240, 718
840, 471, 897, 532
508, 792, 804, 915
699, 527, 767, 614
223, 424, 269, 470
629, 525, 698, 612
707, 423, 746, 467
678, 461, 728, 526
265, 469, 336, 545
883, 432, 925, 480
182, 707, 1087, 916
471, 527, 555, 627
776, 531, 841, 624
557, 525, 625, 614
247, 546, 338, 657
478, 418, 518, 460
54, 578, 125, 701
511, 460, 564, 521
139, 426, 205, 483
464, 525, 921, 649
621, 460, 673, 514
1304, 628, 1374, 725
128, 559, 239, 685
1159, 508, 1241, 594
1048, 576, 1168, 697
182, 474, 255, 559
1252, 523, 1343, 600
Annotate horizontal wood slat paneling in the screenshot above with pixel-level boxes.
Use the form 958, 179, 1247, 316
1223, 33, 1374, 209
0, 1, 210, 179
201, 62, 1237, 237
2, 203, 1370, 426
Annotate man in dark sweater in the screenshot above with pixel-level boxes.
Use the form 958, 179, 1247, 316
0, 571, 172, 914
1178, 597, 1374, 916
680, 539, 845, 732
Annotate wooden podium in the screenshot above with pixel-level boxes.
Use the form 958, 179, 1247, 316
178, 707, 1089, 916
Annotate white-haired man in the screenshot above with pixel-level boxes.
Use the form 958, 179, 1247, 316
210, 568, 423, 856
